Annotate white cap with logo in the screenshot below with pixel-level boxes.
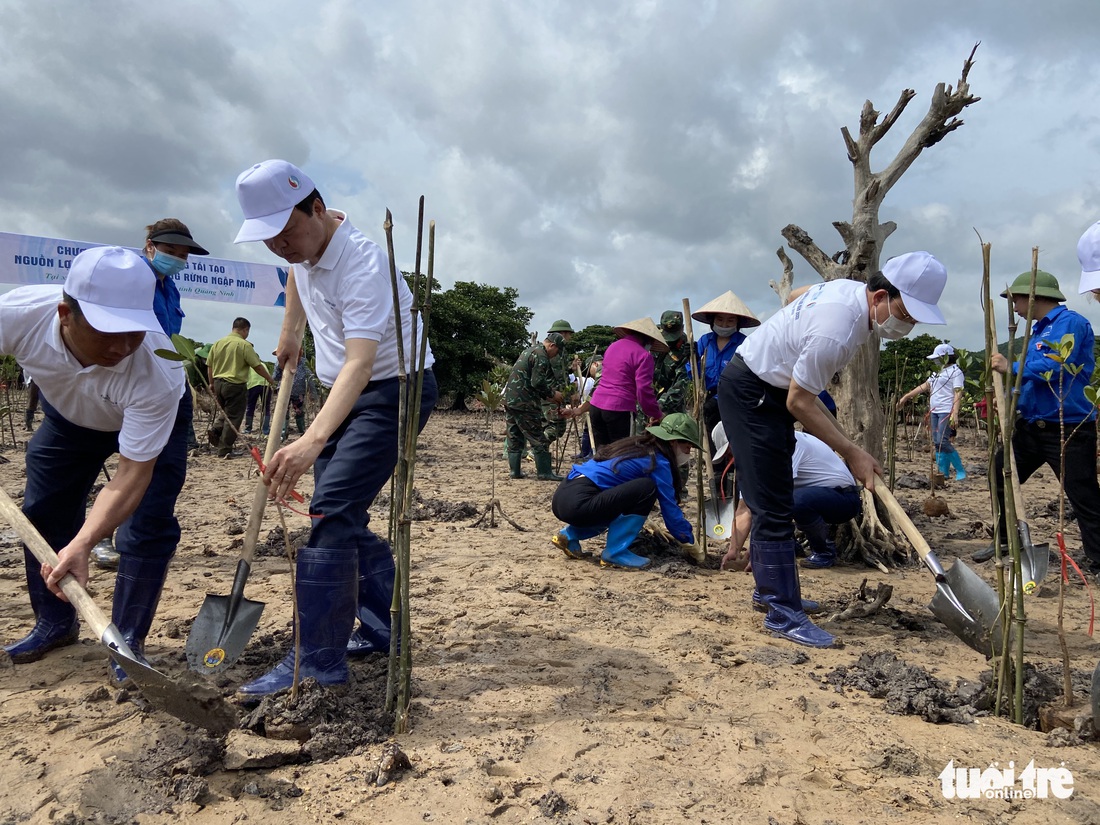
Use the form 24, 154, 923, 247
234, 159, 316, 244
64, 246, 162, 334
926, 343, 955, 360
881, 251, 947, 325
1077, 220, 1100, 294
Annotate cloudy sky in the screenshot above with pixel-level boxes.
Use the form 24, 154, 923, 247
2, 0, 1099, 359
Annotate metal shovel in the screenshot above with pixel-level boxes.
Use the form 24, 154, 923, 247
0, 488, 237, 735
990, 371, 1051, 592
704, 492, 736, 541
186, 367, 295, 675
873, 483, 1004, 656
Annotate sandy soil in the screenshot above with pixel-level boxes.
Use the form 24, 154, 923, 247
0, 410, 1099, 825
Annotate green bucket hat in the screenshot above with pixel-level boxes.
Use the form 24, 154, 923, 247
1000, 270, 1065, 302
646, 413, 703, 450
548, 319, 574, 333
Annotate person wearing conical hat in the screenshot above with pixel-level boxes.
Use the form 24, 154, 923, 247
974, 270, 1100, 574
587, 318, 667, 449
718, 252, 948, 648
691, 291, 760, 452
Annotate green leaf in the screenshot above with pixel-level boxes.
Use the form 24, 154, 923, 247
154, 348, 187, 362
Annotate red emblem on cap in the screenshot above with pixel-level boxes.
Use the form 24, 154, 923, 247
288, 175, 300, 190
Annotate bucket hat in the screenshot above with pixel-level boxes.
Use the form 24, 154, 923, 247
647, 413, 703, 450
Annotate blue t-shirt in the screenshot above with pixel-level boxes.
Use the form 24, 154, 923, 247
146, 258, 186, 337
694, 330, 746, 393
567, 452, 694, 542
1014, 304, 1096, 423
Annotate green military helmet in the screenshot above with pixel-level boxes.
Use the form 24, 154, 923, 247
1000, 270, 1065, 302
544, 332, 566, 349
659, 310, 685, 343
647, 413, 703, 450
548, 319, 574, 334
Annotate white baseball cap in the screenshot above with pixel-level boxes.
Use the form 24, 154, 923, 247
926, 343, 954, 359
881, 251, 947, 325
711, 422, 730, 461
1077, 220, 1100, 294
234, 159, 316, 243
64, 246, 162, 334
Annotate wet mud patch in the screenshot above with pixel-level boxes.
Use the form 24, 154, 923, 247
456, 424, 496, 442
238, 652, 394, 761
818, 651, 976, 724
257, 525, 311, 558
373, 488, 479, 522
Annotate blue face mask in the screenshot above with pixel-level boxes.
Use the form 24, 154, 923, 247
150, 249, 187, 278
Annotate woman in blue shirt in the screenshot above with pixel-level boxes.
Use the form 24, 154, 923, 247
550, 413, 702, 569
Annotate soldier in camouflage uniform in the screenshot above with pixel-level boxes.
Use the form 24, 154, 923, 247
506, 332, 567, 481
542, 319, 575, 446
653, 310, 692, 415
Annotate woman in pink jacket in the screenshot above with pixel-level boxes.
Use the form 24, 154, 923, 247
587, 318, 667, 449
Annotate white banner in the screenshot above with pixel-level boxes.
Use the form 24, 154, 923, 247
0, 231, 289, 307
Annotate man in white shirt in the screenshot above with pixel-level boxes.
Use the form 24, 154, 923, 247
1, 247, 189, 686
233, 159, 437, 698
718, 252, 948, 648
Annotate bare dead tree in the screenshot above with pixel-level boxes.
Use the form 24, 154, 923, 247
780, 44, 981, 567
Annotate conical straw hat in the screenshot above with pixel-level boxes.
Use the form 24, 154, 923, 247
690, 291, 760, 328
613, 317, 669, 352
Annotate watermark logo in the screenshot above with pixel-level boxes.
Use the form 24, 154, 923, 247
939, 760, 1074, 800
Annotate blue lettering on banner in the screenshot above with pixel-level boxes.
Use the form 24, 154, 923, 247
15, 255, 54, 267
235, 279, 255, 289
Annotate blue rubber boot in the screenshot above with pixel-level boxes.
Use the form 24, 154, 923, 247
347, 534, 396, 657
935, 451, 952, 480
751, 592, 821, 614
754, 539, 836, 648
948, 450, 967, 480
599, 514, 650, 569
3, 549, 79, 663
798, 518, 837, 569
551, 524, 606, 559
108, 554, 172, 687
238, 547, 356, 698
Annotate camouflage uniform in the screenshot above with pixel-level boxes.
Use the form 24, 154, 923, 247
505, 333, 565, 479
542, 319, 574, 444
653, 310, 692, 415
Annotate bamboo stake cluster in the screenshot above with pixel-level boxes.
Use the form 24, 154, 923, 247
680, 298, 707, 564
382, 199, 435, 733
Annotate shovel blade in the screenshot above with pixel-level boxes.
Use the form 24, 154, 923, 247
929, 559, 1004, 657
704, 498, 736, 541
1020, 542, 1051, 594
185, 593, 265, 675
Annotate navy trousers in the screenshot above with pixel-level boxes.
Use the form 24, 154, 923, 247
26, 391, 190, 560
308, 370, 437, 586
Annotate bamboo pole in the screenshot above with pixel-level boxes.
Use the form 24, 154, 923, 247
681, 299, 706, 563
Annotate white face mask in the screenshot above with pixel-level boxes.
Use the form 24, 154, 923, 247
676, 449, 691, 466
712, 323, 738, 337
873, 314, 915, 340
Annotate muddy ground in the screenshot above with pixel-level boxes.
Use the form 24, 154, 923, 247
0, 408, 1099, 824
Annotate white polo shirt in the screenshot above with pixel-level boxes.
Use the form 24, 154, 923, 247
292, 211, 434, 386
929, 364, 964, 414
792, 432, 856, 489
738, 280, 872, 395
0, 287, 184, 462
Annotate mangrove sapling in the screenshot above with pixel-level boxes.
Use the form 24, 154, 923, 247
472, 379, 525, 531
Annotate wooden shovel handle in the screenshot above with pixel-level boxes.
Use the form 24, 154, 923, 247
871, 482, 935, 565
0, 487, 111, 638
241, 365, 297, 565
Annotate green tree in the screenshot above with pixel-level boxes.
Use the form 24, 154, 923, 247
427, 281, 533, 406
568, 325, 616, 359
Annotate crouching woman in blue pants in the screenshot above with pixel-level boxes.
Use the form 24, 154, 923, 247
550, 413, 700, 569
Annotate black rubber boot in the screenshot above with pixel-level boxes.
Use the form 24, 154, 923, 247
295, 413, 307, 434
108, 554, 172, 687
797, 518, 838, 569
347, 536, 396, 657
238, 547, 357, 699
534, 449, 564, 481
507, 452, 526, 479
3, 549, 79, 663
